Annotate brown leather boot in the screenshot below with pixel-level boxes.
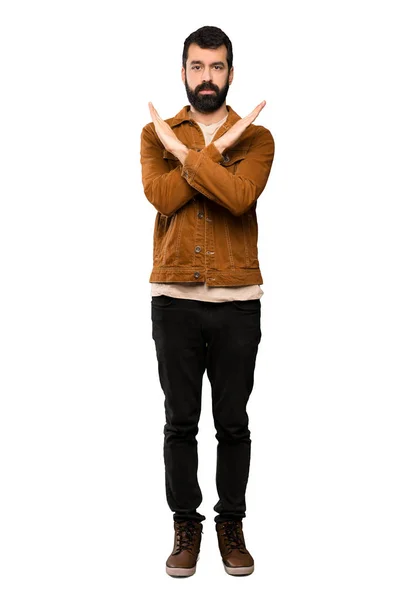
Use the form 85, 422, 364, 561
166, 520, 203, 577
216, 520, 254, 576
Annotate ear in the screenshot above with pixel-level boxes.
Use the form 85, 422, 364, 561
228, 66, 234, 85
181, 66, 186, 84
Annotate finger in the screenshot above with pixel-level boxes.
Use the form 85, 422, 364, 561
245, 100, 266, 123
149, 102, 162, 122
148, 102, 156, 121
250, 100, 266, 116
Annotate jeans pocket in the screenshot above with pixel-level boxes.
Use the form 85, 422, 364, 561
151, 294, 175, 307
232, 299, 261, 311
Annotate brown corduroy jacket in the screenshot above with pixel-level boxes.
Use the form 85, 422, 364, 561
140, 104, 275, 287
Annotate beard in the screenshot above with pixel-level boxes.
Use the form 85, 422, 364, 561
184, 74, 230, 114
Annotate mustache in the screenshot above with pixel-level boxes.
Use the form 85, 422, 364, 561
196, 83, 219, 93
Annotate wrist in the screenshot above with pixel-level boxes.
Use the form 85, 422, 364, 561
170, 143, 189, 165
213, 138, 226, 155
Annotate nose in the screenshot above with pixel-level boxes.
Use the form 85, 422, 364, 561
202, 67, 212, 82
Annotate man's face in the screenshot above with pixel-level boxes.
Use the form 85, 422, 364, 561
182, 43, 234, 114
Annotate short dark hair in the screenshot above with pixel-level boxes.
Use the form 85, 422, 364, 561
182, 26, 233, 72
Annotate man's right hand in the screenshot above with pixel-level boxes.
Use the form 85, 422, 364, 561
214, 101, 266, 155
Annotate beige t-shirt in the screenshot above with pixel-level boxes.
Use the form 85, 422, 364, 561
151, 112, 263, 302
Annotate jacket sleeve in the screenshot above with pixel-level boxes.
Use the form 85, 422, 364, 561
140, 123, 197, 217
180, 126, 275, 217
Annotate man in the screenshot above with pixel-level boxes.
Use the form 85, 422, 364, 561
140, 25, 275, 577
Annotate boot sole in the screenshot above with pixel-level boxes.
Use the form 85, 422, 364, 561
166, 557, 199, 577
224, 563, 254, 576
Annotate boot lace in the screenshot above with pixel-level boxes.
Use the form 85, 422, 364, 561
174, 520, 199, 553
220, 520, 247, 552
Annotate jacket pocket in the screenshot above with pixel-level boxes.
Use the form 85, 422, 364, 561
154, 213, 176, 264
160, 213, 179, 265
220, 148, 248, 173
153, 213, 163, 262
246, 208, 259, 266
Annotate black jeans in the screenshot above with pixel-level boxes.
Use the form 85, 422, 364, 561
151, 295, 262, 524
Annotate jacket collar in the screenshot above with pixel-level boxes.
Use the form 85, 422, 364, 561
170, 105, 241, 130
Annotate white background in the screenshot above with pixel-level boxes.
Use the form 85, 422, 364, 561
1, 1, 399, 598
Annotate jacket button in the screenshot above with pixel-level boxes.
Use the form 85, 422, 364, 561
195, 246, 201, 253
194, 271, 200, 278
197, 212, 204, 218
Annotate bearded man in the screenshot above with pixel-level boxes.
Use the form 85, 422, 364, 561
140, 25, 275, 578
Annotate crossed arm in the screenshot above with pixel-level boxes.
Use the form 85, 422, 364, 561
140, 102, 274, 217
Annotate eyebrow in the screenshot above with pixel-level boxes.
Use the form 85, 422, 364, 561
189, 60, 225, 67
